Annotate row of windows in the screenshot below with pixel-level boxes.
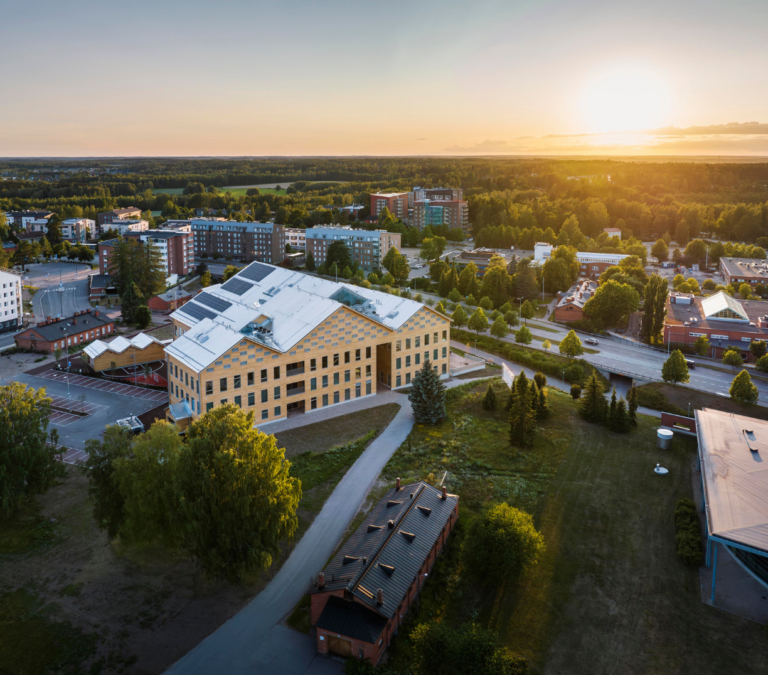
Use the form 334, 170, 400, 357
394, 363, 447, 387
395, 331, 447, 351
396, 347, 446, 369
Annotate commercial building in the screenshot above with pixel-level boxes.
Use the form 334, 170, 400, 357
164, 261, 450, 428
412, 186, 464, 202
190, 219, 285, 264
719, 257, 768, 289
534, 243, 629, 280
284, 227, 306, 250
5, 210, 54, 230
370, 193, 409, 220
305, 226, 401, 271
455, 248, 514, 276
553, 279, 597, 322
0, 268, 22, 334
412, 199, 469, 232
308, 480, 458, 664
61, 218, 96, 243
97, 207, 142, 229
14, 309, 114, 352
128, 230, 195, 276
664, 290, 768, 360
697, 408, 768, 600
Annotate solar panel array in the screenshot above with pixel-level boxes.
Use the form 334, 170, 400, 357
180, 302, 218, 322
221, 277, 253, 296
239, 262, 274, 283
195, 293, 232, 313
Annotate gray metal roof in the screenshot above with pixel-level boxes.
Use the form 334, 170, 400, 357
316, 596, 387, 643
310, 482, 458, 621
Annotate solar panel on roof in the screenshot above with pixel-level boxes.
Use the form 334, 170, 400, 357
195, 293, 232, 313
238, 262, 274, 283
221, 277, 253, 296
180, 302, 218, 322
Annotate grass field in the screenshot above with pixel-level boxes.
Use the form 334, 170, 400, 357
150, 187, 185, 196
637, 381, 768, 421
378, 380, 768, 675
151, 186, 287, 197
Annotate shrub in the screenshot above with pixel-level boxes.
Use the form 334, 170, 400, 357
569, 317, 603, 334
634, 385, 686, 415
533, 373, 547, 390
675, 499, 702, 567
570, 384, 582, 400
482, 383, 497, 411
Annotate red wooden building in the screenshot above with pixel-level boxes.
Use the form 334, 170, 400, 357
307, 480, 459, 664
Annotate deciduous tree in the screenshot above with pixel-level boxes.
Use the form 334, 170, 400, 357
662, 350, 690, 384
730, 370, 759, 405
559, 330, 583, 358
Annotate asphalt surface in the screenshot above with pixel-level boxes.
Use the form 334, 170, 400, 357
22, 262, 97, 323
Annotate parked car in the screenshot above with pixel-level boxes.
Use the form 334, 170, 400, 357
585, 338, 599, 346
685, 359, 696, 369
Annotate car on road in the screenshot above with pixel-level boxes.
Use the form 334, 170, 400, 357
585, 338, 599, 346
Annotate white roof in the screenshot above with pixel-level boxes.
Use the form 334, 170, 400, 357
701, 291, 749, 322
168, 261, 427, 373
83, 332, 161, 359
697, 408, 768, 550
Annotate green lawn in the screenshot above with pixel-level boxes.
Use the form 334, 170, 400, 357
151, 186, 287, 198
379, 381, 768, 674
151, 187, 185, 195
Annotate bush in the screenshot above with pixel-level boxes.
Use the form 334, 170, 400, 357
570, 384, 582, 400
569, 317, 603, 334
675, 499, 703, 567
635, 385, 686, 415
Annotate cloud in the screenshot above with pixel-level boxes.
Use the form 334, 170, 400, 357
648, 121, 768, 136
443, 139, 511, 152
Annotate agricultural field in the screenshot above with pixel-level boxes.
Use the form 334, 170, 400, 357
375, 379, 767, 675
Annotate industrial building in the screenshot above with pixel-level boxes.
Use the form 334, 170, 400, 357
308, 480, 458, 664
163, 261, 451, 428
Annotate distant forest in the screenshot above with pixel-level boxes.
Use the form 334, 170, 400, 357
2, 157, 768, 245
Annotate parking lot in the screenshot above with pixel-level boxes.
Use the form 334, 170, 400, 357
37, 370, 168, 403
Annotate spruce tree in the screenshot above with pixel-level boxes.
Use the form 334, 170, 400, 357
614, 398, 630, 433
482, 383, 497, 411
408, 359, 447, 424
581, 372, 607, 424
121, 282, 144, 325
509, 371, 536, 447
534, 373, 547, 390
537, 382, 549, 419
627, 384, 638, 426
609, 387, 618, 428
305, 250, 316, 271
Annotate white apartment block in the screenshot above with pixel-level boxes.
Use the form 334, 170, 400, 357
26, 219, 50, 234
111, 219, 149, 235
284, 227, 307, 250
0, 268, 22, 333
61, 218, 96, 243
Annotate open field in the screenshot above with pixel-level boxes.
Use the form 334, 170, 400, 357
150, 187, 185, 195
377, 380, 768, 675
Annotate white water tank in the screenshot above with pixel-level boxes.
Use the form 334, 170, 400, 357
657, 429, 673, 449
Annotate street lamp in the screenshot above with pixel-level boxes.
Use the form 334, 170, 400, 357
688, 402, 691, 418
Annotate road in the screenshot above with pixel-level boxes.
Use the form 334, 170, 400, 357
23, 263, 96, 323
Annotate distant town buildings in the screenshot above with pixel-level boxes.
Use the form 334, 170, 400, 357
534, 242, 629, 280
284, 227, 306, 250
109, 219, 149, 235
5, 210, 54, 230
305, 226, 401, 271
553, 279, 598, 322
370, 192, 410, 220
61, 218, 96, 243
97, 207, 142, 229
161, 219, 193, 232
412, 186, 464, 202
603, 227, 622, 238
0, 268, 22, 334
190, 219, 285, 264
456, 248, 514, 276
412, 199, 469, 232
369, 187, 468, 232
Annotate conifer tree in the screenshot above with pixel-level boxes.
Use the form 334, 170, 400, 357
509, 371, 536, 446
408, 359, 447, 424
305, 250, 316, 271
614, 398, 630, 432
536, 381, 549, 419
609, 387, 618, 427
581, 372, 607, 424
534, 373, 547, 390
627, 384, 638, 426
482, 383, 497, 411
121, 282, 144, 325
570, 384, 582, 400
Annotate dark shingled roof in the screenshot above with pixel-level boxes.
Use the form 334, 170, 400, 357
316, 596, 387, 644
310, 482, 458, 621
18, 311, 113, 342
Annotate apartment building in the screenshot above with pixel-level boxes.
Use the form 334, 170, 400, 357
127, 230, 195, 276
0, 268, 22, 334
97, 206, 142, 229
719, 257, 768, 288
61, 218, 96, 243
284, 227, 307, 250
5, 210, 54, 230
412, 186, 464, 202
161, 219, 193, 232
109, 219, 149, 235
164, 262, 450, 428
306, 226, 401, 271
370, 193, 409, 220
412, 199, 469, 232
190, 219, 285, 264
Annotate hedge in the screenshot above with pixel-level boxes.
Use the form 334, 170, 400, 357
452, 328, 602, 385
675, 498, 703, 567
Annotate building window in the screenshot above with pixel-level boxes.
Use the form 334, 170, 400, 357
355, 383, 361, 397
220, 377, 227, 392
322, 356, 328, 368
311, 377, 317, 391
355, 349, 361, 361
406, 355, 411, 367
406, 373, 411, 384
433, 349, 438, 361
415, 337, 421, 348
396, 375, 401, 387
205, 381, 213, 395
442, 346, 447, 358
248, 392, 255, 406
396, 358, 401, 370
406, 338, 411, 349
247, 372, 254, 386
274, 386, 281, 400
415, 354, 421, 365
234, 375, 241, 389
310, 358, 317, 371
345, 370, 351, 382
345, 351, 350, 363
395, 340, 401, 352
221, 398, 228, 405
274, 366, 281, 379
345, 388, 351, 401
366, 381, 371, 395
261, 368, 268, 382
355, 367, 361, 379
274, 406, 281, 416
442, 363, 447, 374
322, 394, 328, 406
334, 391, 340, 404
206, 402, 213, 412
261, 390, 268, 403
261, 409, 268, 420
425, 334, 430, 346
333, 353, 339, 366
311, 397, 317, 410
234, 395, 242, 408
366, 346, 371, 358
334, 372, 340, 385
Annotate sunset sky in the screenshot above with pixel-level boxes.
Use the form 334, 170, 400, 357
2, 0, 768, 157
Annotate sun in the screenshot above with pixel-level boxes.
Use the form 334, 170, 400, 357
578, 66, 671, 134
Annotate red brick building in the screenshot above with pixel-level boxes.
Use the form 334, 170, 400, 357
664, 290, 768, 360
148, 288, 192, 312
719, 257, 768, 289
370, 193, 409, 220
15, 309, 115, 353
553, 279, 597, 322
308, 480, 458, 664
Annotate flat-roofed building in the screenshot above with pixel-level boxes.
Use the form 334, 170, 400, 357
534, 242, 629, 280
370, 192, 409, 220
97, 206, 142, 229
307, 480, 458, 664
697, 408, 768, 602
719, 257, 768, 288
553, 279, 597, 322
190, 219, 285, 264
61, 218, 96, 243
306, 226, 401, 271
6, 210, 54, 230
110, 219, 149, 235
664, 290, 768, 360
455, 248, 514, 276
0, 267, 22, 334
127, 230, 195, 276
284, 227, 306, 250
412, 199, 469, 232
412, 186, 464, 202
164, 261, 450, 427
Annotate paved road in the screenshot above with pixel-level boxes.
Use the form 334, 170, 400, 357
23, 263, 96, 323
166, 377, 478, 675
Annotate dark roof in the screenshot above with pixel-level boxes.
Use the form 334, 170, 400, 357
8, 210, 53, 219
18, 311, 113, 342
17, 231, 46, 240
89, 275, 113, 289
142, 230, 186, 240
104, 207, 141, 216
316, 596, 387, 644
311, 482, 458, 621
